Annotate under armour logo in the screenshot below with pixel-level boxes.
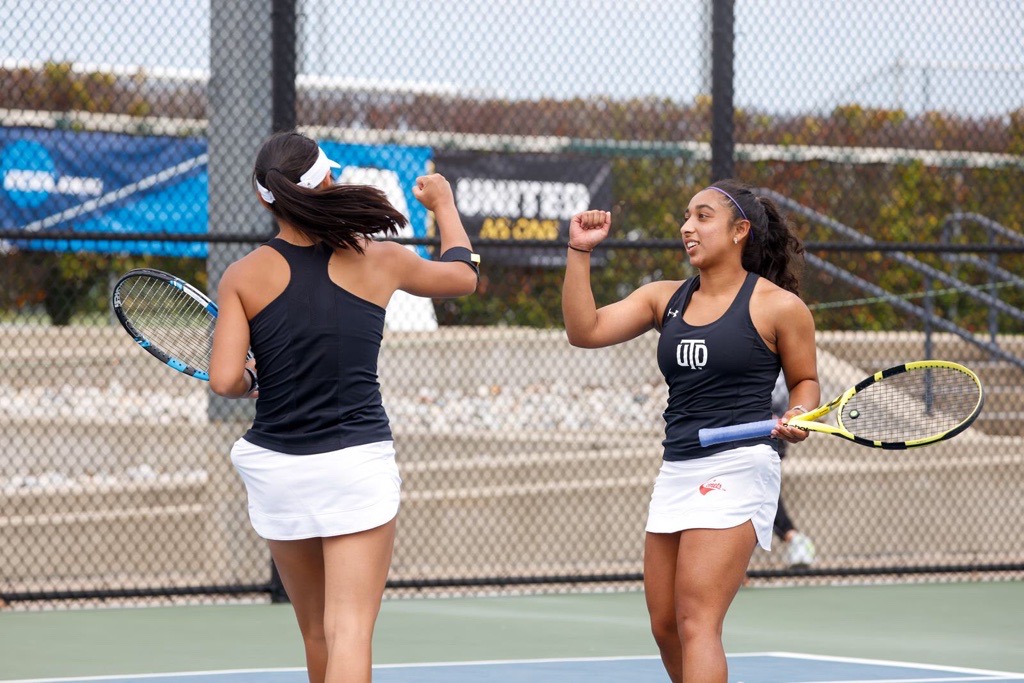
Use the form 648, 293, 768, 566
667, 308, 680, 318
676, 339, 708, 369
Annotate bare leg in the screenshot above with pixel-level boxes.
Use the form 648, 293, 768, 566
266, 538, 328, 683
676, 523, 758, 683
644, 531, 683, 683
322, 518, 397, 683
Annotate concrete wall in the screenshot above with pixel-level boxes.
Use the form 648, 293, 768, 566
1, 326, 1021, 592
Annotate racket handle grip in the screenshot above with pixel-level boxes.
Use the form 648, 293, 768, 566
699, 419, 777, 447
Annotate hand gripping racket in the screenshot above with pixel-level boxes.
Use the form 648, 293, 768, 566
111, 268, 252, 381
699, 360, 984, 450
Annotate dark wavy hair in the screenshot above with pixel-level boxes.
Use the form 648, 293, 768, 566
708, 178, 804, 294
252, 131, 407, 252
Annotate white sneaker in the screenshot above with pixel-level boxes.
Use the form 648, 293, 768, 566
785, 532, 816, 567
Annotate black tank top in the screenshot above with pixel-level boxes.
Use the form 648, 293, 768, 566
243, 238, 393, 454
656, 271, 781, 461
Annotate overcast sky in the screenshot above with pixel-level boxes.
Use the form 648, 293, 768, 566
4, 0, 1022, 117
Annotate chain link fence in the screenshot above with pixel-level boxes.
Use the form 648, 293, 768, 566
1, 0, 1023, 607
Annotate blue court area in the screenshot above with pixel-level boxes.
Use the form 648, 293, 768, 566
7, 654, 1024, 683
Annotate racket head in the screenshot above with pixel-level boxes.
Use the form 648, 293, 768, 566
828, 360, 984, 449
111, 268, 219, 380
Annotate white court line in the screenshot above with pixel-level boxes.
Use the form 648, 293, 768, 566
374, 654, 662, 668
0, 656, 662, 681
0, 669, 305, 683
3, 653, 1022, 683
790, 678, 1022, 683
762, 651, 1024, 678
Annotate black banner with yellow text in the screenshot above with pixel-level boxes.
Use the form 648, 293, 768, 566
435, 151, 612, 267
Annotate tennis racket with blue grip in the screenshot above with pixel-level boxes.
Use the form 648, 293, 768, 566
699, 360, 984, 450
111, 268, 252, 381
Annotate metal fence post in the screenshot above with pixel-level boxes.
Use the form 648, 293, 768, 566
208, 0, 278, 598
710, 0, 736, 182
267, 0, 297, 605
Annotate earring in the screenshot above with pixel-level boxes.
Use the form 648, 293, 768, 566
733, 237, 738, 244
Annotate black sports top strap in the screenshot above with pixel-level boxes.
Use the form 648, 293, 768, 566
243, 238, 392, 454
656, 272, 781, 460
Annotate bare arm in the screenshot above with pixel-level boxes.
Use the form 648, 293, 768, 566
561, 210, 663, 348
209, 263, 257, 398
419, 175, 471, 253
771, 293, 820, 443
393, 173, 478, 298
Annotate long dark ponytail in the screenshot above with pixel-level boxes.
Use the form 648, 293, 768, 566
252, 132, 408, 252
709, 179, 804, 294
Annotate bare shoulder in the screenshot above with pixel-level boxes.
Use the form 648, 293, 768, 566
636, 279, 686, 320
750, 278, 814, 352
752, 277, 810, 318
366, 239, 411, 261
641, 279, 685, 303
360, 239, 414, 275
219, 245, 284, 294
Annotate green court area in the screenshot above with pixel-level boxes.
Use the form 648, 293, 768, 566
0, 580, 1021, 681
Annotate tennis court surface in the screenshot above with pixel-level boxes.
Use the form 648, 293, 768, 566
5, 654, 1024, 683
1, 583, 1021, 682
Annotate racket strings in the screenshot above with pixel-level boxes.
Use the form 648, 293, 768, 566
841, 368, 981, 442
118, 277, 215, 371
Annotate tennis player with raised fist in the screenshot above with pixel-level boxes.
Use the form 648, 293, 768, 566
561, 180, 819, 683
210, 131, 479, 683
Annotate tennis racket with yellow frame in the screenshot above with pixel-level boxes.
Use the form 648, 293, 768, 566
699, 360, 984, 450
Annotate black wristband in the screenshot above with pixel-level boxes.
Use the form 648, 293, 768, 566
244, 367, 258, 394
568, 243, 592, 253
440, 246, 481, 275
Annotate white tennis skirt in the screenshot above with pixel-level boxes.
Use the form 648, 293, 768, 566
230, 438, 401, 541
646, 444, 781, 550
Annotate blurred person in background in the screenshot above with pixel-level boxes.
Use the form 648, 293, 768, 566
771, 371, 816, 568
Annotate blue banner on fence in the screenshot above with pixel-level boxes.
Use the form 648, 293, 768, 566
319, 141, 433, 258
0, 128, 433, 257
0, 127, 209, 256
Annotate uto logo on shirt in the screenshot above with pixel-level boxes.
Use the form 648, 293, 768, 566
676, 339, 708, 370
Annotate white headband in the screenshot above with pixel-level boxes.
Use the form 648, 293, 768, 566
256, 146, 341, 204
